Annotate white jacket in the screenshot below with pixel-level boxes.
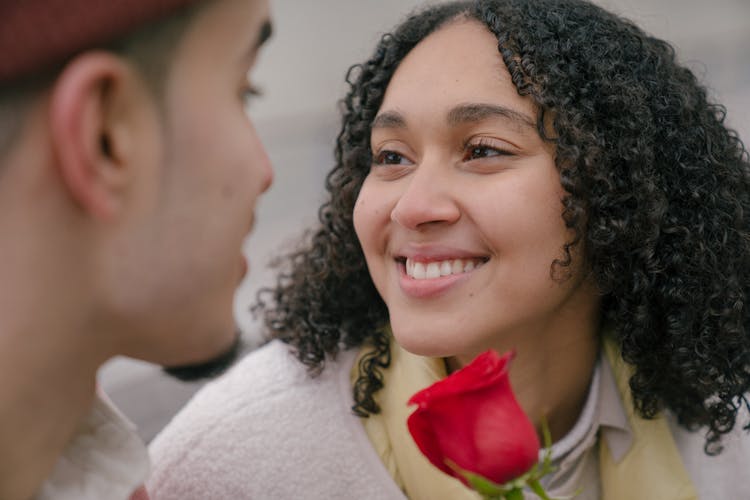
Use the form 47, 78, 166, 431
148, 340, 750, 499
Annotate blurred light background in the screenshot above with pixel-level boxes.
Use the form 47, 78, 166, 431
99, 0, 750, 442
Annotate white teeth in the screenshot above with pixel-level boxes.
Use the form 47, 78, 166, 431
412, 262, 426, 279
404, 257, 484, 280
440, 261, 452, 276
425, 262, 441, 279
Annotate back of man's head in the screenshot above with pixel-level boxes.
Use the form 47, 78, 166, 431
0, 0, 273, 368
0, 0, 205, 83
0, 0, 274, 497
0, 0, 207, 161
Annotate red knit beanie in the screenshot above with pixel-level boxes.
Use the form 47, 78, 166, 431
0, 0, 205, 84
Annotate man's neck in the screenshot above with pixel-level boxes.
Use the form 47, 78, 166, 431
0, 209, 111, 499
0, 319, 105, 500
0, 103, 124, 499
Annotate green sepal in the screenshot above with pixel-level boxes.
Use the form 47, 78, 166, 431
528, 478, 553, 500
446, 459, 509, 496
466, 472, 510, 496
505, 488, 525, 500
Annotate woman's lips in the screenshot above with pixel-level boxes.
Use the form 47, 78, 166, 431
397, 257, 486, 298
404, 257, 486, 279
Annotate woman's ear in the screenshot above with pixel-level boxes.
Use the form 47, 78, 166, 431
48, 51, 158, 221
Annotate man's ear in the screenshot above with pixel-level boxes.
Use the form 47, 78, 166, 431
48, 51, 157, 221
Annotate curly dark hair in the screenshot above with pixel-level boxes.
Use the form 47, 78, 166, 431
255, 0, 750, 454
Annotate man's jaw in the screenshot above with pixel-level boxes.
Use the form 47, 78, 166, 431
162, 332, 244, 382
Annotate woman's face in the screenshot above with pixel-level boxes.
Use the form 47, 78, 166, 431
353, 20, 599, 362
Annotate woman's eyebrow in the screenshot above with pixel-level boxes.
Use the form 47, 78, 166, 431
371, 110, 407, 130
371, 104, 536, 131
447, 103, 535, 130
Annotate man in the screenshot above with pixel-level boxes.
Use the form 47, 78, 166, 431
0, 0, 273, 498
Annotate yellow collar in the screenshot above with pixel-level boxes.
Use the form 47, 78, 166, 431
599, 338, 698, 500
355, 333, 698, 499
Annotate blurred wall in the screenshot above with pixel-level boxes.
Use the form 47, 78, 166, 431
99, 0, 750, 442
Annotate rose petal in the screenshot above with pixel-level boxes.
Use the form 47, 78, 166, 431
407, 349, 540, 485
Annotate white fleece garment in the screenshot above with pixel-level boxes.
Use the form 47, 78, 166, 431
148, 340, 750, 500
148, 340, 406, 500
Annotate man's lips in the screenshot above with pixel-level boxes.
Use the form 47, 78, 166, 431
239, 213, 257, 281
239, 254, 248, 281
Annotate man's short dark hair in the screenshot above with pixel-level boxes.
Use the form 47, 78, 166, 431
0, 2, 206, 162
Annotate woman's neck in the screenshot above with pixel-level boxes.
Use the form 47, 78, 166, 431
508, 330, 599, 443
445, 287, 601, 444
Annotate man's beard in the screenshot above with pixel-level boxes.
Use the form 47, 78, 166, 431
162, 332, 244, 382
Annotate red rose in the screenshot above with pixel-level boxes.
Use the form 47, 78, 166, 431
407, 350, 540, 487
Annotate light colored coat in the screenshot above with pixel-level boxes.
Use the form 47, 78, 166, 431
147, 340, 750, 499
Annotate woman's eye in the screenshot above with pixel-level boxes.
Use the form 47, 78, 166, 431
465, 144, 511, 161
373, 150, 410, 165
463, 139, 513, 161
469, 146, 496, 159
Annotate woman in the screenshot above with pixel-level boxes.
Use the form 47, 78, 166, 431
148, 1, 750, 498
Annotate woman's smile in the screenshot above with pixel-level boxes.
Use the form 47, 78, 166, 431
403, 256, 487, 280
396, 255, 488, 299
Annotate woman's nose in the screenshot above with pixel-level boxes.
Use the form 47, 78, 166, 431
389, 162, 460, 230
